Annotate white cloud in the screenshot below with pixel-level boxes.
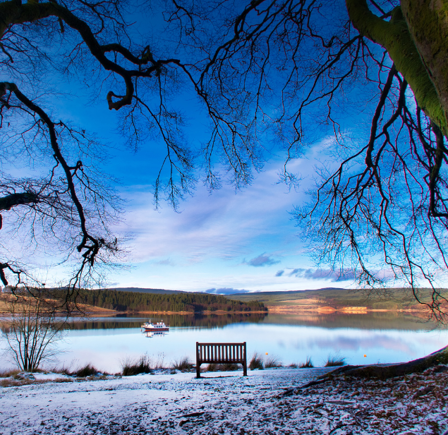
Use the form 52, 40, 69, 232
115, 160, 310, 265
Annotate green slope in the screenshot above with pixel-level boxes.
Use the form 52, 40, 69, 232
227, 288, 448, 310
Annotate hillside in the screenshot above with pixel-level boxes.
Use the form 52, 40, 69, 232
227, 287, 448, 313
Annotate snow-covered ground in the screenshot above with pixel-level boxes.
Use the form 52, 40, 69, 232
1, 366, 447, 434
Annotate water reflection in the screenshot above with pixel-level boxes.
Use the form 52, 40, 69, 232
0, 312, 446, 373
58, 311, 268, 332
143, 331, 168, 338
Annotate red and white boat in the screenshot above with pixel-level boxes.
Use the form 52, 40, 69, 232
141, 320, 169, 332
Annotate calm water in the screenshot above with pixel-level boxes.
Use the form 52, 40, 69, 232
1, 312, 447, 373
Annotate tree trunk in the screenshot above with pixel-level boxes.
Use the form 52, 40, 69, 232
346, 0, 448, 137
328, 345, 448, 379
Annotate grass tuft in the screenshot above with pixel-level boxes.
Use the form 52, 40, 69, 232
75, 363, 99, 377
249, 353, 264, 370
172, 357, 193, 372
122, 355, 152, 376
265, 356, 282, 368
299, 357, 314, 368
325, 355, 346, 367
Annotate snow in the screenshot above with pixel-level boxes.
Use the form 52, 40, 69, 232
1, 366, 447, 434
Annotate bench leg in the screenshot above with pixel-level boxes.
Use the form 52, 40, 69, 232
196, 363, 201, 378
243, 362, 247, 376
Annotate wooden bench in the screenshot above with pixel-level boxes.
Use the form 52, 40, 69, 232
196, 342, 247, 378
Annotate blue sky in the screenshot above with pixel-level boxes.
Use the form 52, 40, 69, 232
5, 0, 423, 293
107, 147, 359, 292
49, 87, 358, 292
31, 38, 363, 292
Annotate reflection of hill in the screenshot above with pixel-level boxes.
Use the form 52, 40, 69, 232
262, 312, 441, 331
60, 312, 268, 331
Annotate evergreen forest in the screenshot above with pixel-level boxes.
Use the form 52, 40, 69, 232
49, 289, 267, 313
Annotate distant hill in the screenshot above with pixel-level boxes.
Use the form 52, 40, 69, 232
227, 287, 448, 312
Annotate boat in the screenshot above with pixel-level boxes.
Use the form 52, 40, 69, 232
141, 320, 169, 332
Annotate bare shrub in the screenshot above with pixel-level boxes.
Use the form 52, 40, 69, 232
1, 293, 64, 372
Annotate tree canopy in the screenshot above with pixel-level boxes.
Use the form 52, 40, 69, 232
1, 0, 448, 318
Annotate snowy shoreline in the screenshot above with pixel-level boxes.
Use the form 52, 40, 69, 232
1, 366, 447, 434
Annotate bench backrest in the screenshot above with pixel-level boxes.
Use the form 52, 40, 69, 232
196, 342, 246, 363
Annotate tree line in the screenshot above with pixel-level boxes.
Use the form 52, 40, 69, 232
48, 289, 267, 313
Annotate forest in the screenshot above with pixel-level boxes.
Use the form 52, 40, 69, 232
48, 289, 267, 313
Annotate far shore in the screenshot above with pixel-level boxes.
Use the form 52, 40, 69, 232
0, 292, 438, 318
267, 305, 432, 314
0, 305, 433, 316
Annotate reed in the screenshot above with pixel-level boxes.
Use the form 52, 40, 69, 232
265, 356, 282, 368
325, 355, 346, 367
75, 363, 99, 377
121, 355, 152, 376
249, 353, 264, 370
299, 357, 314, 368
172, 356, 193, 372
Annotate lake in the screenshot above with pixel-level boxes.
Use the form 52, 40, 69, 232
1, 311, 447, 373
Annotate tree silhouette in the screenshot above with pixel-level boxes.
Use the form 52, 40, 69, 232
1, 0, 448, 324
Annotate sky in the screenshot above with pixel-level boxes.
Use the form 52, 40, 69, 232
3, 0, 427, 294
0, 2, 363, 294
109, 148, 356, 293
47, 84, 358, 293
62, 97, 356, 292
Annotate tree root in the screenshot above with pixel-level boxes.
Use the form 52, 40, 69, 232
325, 345, 448, 380
278, 345, 448, 398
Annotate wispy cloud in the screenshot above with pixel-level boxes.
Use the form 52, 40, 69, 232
116, 160, 309, 265
275, 270, 284, 277
154, 259, 175, 266
245, 253, 280, 268
279, 268, 357, 282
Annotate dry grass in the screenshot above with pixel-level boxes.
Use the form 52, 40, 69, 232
0, 369, 21, 378
325, 355, 346, 367
299, 357, 314, 368
265, 356, 282, 368
121, 355, 151, 376
153, 353, 165, 370
0, 377, 74, 388
249, 353, 264, 370
74, 363, 99, 377
172, 357, 193, 372
207, 363, 218, 372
